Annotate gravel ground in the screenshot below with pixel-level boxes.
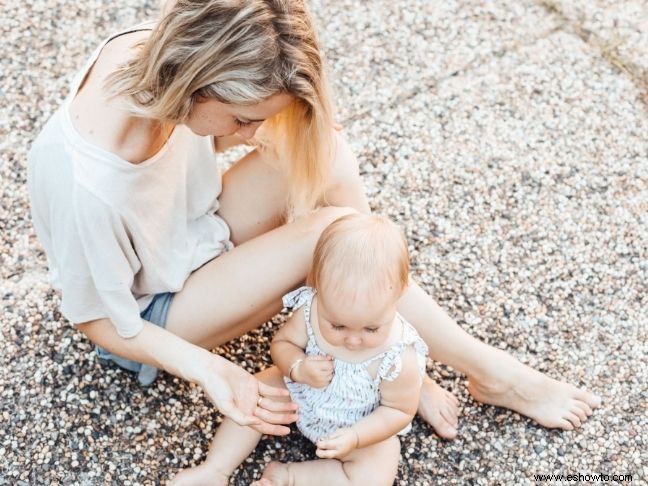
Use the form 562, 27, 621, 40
1, 0, 646, 484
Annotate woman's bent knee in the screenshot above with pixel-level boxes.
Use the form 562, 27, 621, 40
286, 206, 357, 264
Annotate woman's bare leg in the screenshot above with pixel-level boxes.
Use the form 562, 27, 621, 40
169, 367, 289, 486
164, 204, 353, 349
251, 436, 400, 486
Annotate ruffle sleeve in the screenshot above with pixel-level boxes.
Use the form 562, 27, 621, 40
377, 320, 429, 382
71, 184, 145, 338
28, 142, 143, 337
282, 286, 316, 311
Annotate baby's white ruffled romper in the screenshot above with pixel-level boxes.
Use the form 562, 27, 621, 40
282, 286, 429, 443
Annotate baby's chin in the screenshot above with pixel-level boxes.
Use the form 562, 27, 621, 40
343, 341, 389, 353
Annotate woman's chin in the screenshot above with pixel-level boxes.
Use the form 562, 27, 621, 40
183, 123, 218, 137
186, 126, 210, 137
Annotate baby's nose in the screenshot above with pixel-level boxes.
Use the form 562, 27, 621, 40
346, 335, 362, 346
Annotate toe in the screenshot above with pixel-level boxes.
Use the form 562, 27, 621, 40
437, 423, 458, 440
565, 412, 582, 429
446, 390, 460, 407
575, 389, 601, 408
434, 410, 458, 439
575, 400, 593, 417
444, 393, 460, 417
571, 406, 587, 423
441, 403, 458, 427
558, 418, 575, 431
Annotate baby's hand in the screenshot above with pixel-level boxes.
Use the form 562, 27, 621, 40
315, 427, 359, 459
293, 355, 334, 388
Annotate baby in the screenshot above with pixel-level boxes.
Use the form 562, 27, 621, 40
174, 213, 429, 485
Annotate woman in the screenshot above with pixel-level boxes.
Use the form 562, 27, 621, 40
27, 0, 600, 450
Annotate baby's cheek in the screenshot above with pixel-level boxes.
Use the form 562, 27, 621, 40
371, 332, 391, 347
328, 335, 343, 347
320, 328, 340, 345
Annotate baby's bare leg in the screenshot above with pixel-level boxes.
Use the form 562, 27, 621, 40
253, 436, 400, 486
170, 367, 292, 485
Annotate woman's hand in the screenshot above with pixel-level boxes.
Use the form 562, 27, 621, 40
315, 427, 359, 459
200, 355, 297, 436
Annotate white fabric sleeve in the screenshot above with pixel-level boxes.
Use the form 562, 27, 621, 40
28, 143, 107, 329
71, 184, 145, 338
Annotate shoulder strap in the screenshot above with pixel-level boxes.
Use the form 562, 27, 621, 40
302, 293, 316, 342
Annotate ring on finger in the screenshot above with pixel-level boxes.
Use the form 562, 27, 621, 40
257, 396, 263, 407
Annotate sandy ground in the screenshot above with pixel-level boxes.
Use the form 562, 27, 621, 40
1, 0, 646, 484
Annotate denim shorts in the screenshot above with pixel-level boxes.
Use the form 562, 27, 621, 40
95, 292, 175, 386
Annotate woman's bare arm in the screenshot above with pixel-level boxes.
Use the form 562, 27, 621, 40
77, 318, 216, 384
77, 318, 295, 435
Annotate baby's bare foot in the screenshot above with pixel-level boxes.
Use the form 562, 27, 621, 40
468, 353, 601, 430
417, 376, 460, 439
169, 463, 229, 486
251, 461, 291, 486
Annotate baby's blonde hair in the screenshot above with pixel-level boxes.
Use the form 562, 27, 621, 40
109, 0, 335, 216
308, 214, 410, 302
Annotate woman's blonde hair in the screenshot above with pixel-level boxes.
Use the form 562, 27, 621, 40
108, 0, 335, 215
308, 214, 410, 302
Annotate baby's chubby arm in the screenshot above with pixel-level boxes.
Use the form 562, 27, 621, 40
316, 346, 422, 459
270, 310, 334, 388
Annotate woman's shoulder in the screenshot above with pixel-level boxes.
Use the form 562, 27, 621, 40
68, 30, 164, 165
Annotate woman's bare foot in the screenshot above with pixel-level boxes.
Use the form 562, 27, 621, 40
169, 463, 230, 486
417, 376, 460, 439
467, 352, 602, 430
251, 461, 291, 486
